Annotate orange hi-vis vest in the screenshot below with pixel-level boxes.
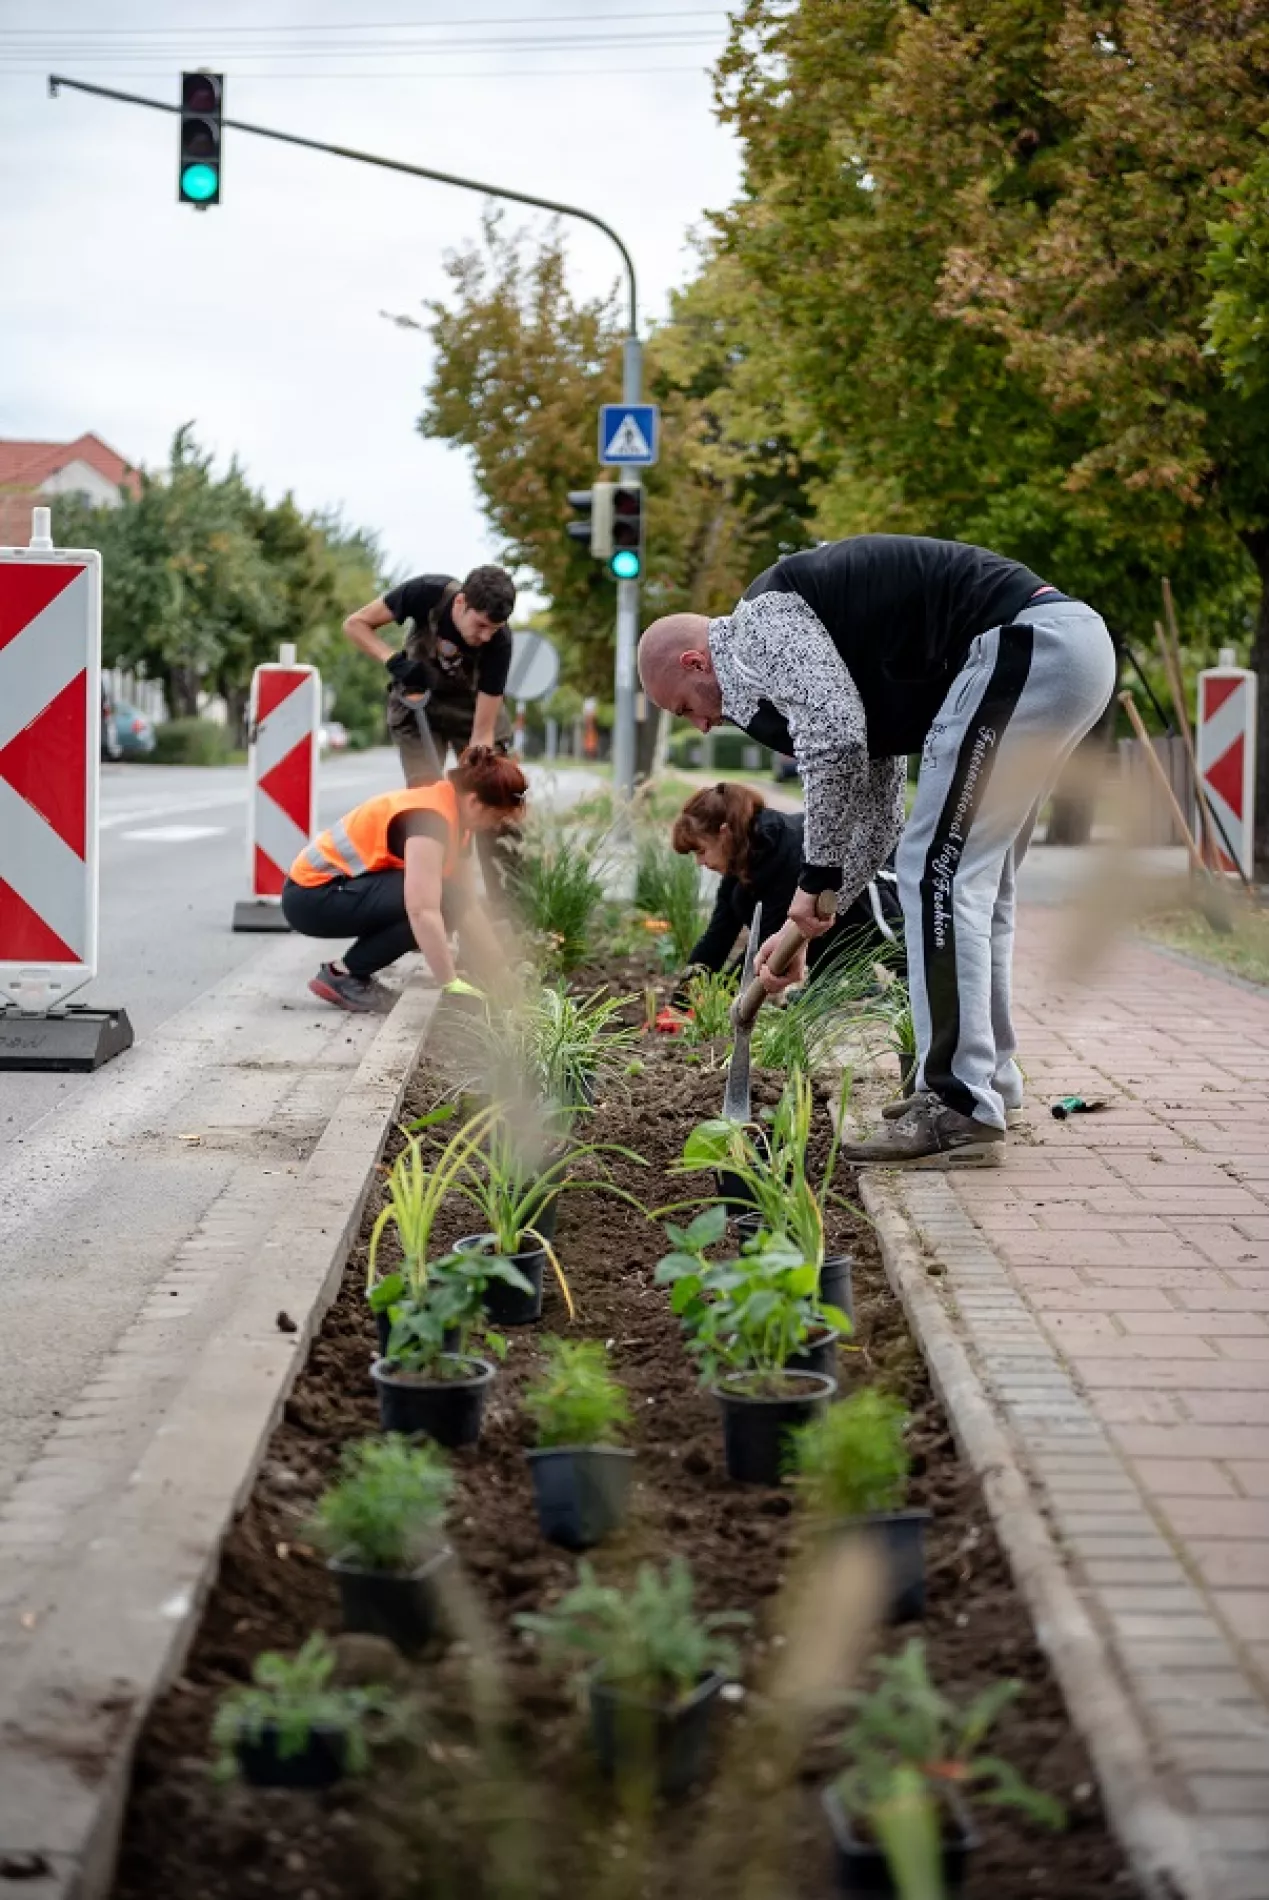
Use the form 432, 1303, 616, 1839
288, 780, 465, 888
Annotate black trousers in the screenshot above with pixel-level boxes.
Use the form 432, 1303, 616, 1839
282, 873, 461, 978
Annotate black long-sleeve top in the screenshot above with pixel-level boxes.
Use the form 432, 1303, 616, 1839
688, 808, 807, 971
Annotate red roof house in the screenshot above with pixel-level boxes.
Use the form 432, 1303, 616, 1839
0, 433, 140, 545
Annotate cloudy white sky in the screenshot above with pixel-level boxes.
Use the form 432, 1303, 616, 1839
0, 2, 741, 585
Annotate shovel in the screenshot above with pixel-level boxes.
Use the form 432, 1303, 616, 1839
722, 890, 837, 1122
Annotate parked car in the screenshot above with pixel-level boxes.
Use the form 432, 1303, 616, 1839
320, 720, 349, 753
112, 700, 157, 757
101, 687, 123, 762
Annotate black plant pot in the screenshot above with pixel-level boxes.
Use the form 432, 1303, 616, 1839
233, 1721, 351, 1789
821, 1782, 977, 1897
528, 1445, 635, 1549
819, 1254, 856, 1327
371, 1355, 494, 1448
788, 1325, 844, 1380
834, 1509, 933, 1623
895, 1052, 918, 1097
714, 1371, 836, 1485
589, 1671, 726, 1797
455, 1232, 546, 1326
715, 1168, 756, 1218
329, 1549, 452, 1655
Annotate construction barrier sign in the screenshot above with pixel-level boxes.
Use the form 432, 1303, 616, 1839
1196, 662, 1257, 881
0, 542, 102, 1009
244, 661, 320, 901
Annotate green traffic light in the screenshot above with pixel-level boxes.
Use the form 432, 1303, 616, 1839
610, 549, 641, 580
181, 162, 218, 202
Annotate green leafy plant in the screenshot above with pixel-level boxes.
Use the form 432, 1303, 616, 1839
680, 967, 739, 1045
366, 1104, 491, 1311
662, 1069, 854, 1274
634, 833, 705, 963
523, 1338, 632, 1448
654, 1206, 850, 1393
308, 1437, 454, 1573
383, 1247, 524, 1375
211, 1633, 398, 1779
506, 813, 611, 972
791, 1387, 910, 1517
752, 928, 896, 1074
516, 1557, 748, 1703
889, 995, 917, 1061
460, 984, 640, 1117
834, 1640, 1066, 1843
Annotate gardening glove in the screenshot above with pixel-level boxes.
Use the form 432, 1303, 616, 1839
385, 649, 438, 695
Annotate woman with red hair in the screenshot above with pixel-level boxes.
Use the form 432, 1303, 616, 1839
671, 782, 904, 983
282, 746, 527, 1011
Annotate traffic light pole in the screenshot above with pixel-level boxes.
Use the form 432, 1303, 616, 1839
48, 71, 644, 795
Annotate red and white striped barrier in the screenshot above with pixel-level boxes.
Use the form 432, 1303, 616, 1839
0, 508, 132, 1069
233, 655, 320, 930
1196, 656, 1257, 881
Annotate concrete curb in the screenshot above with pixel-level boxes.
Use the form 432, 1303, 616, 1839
859, 1166, 1212, 1900
0, 979, 440, 1900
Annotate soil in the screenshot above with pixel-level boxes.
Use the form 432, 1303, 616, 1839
113, 994, 1136, 1900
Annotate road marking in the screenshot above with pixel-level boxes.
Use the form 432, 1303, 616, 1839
119, 824, 227, 843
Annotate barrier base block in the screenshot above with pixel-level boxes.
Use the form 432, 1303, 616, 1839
232, 900, 292, 934
0, 1006, 135, 1073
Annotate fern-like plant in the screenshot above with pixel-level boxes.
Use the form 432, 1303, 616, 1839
523, 1338, 632, 1448
790, 1387, 910, 1517
211, 1634, 397, 1779
308, 1437, 453, 1573
516, 1557, 748, 1703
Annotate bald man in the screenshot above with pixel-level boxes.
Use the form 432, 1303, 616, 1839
639, 535, 1116, 1166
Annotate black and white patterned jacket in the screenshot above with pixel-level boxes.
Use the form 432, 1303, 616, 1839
708, 593, 907, 908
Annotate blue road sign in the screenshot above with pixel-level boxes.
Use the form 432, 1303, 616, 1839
598, 403, 659, 467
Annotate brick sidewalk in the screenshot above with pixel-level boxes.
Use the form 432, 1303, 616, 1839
891, 918, 1269, 1900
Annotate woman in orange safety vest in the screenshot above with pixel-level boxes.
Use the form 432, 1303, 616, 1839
282, 745, 528, 1012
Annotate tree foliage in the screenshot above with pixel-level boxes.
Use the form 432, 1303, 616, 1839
52, 426, 385, 738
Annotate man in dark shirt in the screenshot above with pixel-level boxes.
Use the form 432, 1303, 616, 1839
639, 535, 1117, 1166
343, 565, 516, 784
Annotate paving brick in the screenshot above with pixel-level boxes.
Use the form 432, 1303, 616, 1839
1227, 1463, 1269, 1499
1211, 1591, 1269, 1644
1115, 1309, 1267, 1337
1191, 1543, 1269, 1589
1182, 1393, 1269, 1425
1129, 1459, 1237, 1497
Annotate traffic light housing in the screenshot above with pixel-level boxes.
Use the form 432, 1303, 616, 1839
566, 484, 614, 560
179, 71, 224, 206
610, 483, 644, 581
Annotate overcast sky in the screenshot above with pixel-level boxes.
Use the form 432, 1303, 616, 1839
0, 1, 741, 590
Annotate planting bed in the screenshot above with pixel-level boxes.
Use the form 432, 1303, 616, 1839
113, 995, 1134, 1900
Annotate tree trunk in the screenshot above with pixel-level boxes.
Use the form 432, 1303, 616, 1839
1240, 531, 1269, 875
163, 664, 201, 720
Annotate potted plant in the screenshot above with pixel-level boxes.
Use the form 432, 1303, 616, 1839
523, 1338, 634, 1549
372, 1248, 524, 1447
211, 1633, 398, 1789
309, 1437, 454, 1655
667, 1071, 858, 1323
452, 1110, 644, 1327
365, 1105, 493, 1356
823, 1639, 1065, 1896
516, 1558, 748, 1796
655, 1207, 843, 1485
790, 1388, 931, 1621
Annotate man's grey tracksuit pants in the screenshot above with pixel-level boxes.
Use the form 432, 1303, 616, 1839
898, 598, 1117, 1131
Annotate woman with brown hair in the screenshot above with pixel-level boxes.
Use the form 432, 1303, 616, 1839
282, 746, 527, 1011
671, 782, 904, 981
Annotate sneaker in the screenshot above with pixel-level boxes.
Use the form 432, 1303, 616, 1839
881, 1091, 1023, 1128
840, 1095, 1006, 1168
308, 963, 393, 1014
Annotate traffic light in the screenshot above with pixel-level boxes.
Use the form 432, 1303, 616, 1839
566, 484, 614, 559
610, 483, 644, 581
179, 71, 224, 206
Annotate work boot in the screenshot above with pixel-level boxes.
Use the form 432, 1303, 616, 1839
881, 1091, 1023, 1128
308, 963, 394, 1014
839, 1095, 1006, 1168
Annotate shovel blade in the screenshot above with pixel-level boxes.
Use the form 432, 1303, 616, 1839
723, 902, 762, 1124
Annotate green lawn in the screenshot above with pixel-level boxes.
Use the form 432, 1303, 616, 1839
1139, 901, 1269, 987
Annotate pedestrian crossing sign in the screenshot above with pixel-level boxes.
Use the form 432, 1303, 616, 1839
598, 403, 659, 466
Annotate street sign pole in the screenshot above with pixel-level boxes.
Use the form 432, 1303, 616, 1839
612, 336, 643, 805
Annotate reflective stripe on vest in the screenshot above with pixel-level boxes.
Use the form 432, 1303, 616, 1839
288, 781, 463, 887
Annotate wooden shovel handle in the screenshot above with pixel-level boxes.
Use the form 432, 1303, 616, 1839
733, 890, 837, 1028
1118, 690, 1204, 872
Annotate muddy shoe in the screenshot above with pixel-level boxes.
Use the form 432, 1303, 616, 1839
881, 1091, 1023, 1128
308, 963, 390, 1014
841, 1096, 1005, 1168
